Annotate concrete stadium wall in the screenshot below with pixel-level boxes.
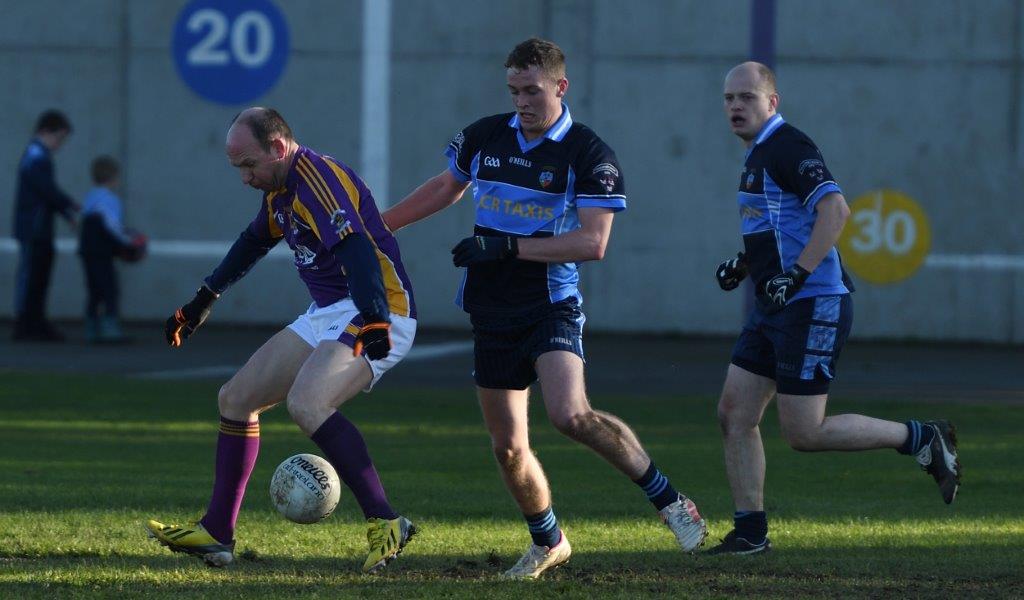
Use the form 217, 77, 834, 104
1, 0, 1022, 343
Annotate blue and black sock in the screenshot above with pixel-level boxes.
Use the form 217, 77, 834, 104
734, 510, 768, 545
525, 506, 561, 548
897, 420, 935, 455
633, 462, 680, 511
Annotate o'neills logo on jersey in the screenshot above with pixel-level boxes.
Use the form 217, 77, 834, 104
539, 169, 554, 188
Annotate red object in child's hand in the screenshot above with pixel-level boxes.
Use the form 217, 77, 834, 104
121, 229, 148, 263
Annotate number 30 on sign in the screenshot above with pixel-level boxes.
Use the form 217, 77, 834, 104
837, 189, 931, 285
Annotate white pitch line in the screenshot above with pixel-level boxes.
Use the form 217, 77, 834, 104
134, 340, 473, 380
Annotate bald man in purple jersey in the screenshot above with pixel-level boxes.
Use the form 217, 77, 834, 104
145, 108, 417, 574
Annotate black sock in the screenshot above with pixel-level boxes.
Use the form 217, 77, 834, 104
734, 511, 768, 544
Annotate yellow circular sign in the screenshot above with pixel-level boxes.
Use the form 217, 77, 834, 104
837, 189, 931, 285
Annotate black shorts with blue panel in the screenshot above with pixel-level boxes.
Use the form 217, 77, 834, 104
471, 297, 585, 390
731, 294, 853, 395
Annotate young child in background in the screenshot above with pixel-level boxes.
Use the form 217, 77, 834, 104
78, 156, 145, 343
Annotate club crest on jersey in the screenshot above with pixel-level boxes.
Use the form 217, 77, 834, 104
539, 169, 554, 188
293, 244, 316, 267
593, 163, 619, 193
746, 171, 755, 189
798, 159, 825, 181
331, 208, 353, 237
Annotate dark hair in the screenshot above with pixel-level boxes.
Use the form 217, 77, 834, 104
35, 109, 72, 134
505, 38, 566, 80
230, 108, 293, 152
91, 155, 120, 185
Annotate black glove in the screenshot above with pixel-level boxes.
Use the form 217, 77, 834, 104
354, 322, 391, 360
451, 236, 518, 267
715, 252, 749, 291
764, 264, 811, 308
165, 286, 218, 347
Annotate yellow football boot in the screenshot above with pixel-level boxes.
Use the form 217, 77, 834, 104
145, 519, 234, 567
362, 516, 416, 573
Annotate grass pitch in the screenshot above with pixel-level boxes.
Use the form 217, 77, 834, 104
0, 371, 1021, 598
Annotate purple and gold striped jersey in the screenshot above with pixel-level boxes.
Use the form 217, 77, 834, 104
246, 146, 416, 317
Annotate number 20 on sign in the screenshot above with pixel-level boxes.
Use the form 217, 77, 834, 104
172, 0, 290, 105
837, 189, 931, 285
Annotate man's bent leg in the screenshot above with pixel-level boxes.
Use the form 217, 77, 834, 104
776, 393, 961, 504
286, 342, 395, 520
536, 351, 707, 551
203, 328, 313, 543
287, 341, 418, 573
536, 351, 649, 477
776, 393, 907, 452
479, 386, 570, 578
148, 328, 312, 563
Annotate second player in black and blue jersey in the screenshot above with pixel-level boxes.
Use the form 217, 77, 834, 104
735, 113, 853, 310
445, 105, 626, 315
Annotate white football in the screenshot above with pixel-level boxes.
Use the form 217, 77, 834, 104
269, 453, 341, 524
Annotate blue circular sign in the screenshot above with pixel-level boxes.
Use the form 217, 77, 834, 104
172, 0, 290, 105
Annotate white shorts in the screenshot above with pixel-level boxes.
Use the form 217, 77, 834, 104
287, 298, 416, 391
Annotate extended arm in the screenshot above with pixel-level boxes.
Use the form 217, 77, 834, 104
382, 169, 469, 232
165, 227, 278, 347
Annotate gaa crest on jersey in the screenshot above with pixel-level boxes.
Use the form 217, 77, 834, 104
798, 158, 825, 182
593, 163, 619, 193
539, 168, 555, 188
331, 208, 353, 237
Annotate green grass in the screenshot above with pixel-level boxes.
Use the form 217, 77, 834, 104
0, 372, 1021, 598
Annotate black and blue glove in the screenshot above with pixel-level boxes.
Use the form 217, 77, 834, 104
715, 252, 749, 291
764, 264, 811, 308
451, 236, 519, 267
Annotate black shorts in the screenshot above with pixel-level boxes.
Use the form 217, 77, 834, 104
730, 294, 853, 396
470, 297, 586, 390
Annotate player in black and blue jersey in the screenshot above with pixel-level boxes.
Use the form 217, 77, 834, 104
384, 38, 707, 578
708, 62, 961, 555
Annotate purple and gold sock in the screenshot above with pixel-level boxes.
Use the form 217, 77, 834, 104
311, 411, 398, 520
199, 417, 260, 544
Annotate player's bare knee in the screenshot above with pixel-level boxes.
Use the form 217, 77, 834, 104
781, 424, 820, 451
551, 411, 592, 440
284, 392, 319, 430
492, 443, 529, 472
718, 395, 755, 435
218, 380, 245, 415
